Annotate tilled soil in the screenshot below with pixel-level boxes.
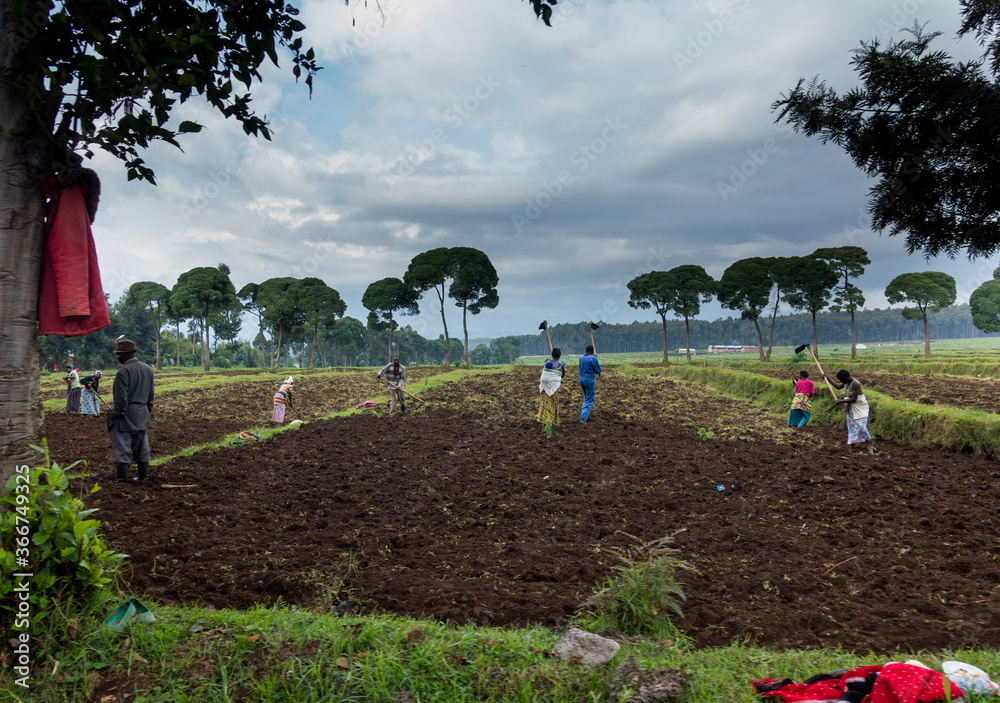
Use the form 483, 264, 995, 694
42, 370, 423, 469
65, 367, 1000, 654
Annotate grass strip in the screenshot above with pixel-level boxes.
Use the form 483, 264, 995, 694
622, 363, 1000, 458
7, 601, 1000, 702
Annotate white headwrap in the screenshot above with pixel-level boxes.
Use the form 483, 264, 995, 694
285, 376, 293, 384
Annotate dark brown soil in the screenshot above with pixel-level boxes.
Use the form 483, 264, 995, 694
58, 367, 1000, 654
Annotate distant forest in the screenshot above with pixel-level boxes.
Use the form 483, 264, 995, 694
503, 304, 999, 356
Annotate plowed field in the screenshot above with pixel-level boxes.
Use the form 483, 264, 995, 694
48, 367, 1000, 654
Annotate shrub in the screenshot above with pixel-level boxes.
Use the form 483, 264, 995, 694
0, 446, 124, 637
579, 530, 693, 640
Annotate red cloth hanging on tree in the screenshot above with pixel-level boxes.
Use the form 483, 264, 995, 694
37, 168, 110, 336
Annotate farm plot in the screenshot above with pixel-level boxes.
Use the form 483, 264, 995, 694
738, 366, 1000, 415
79, 367, 1000, 654
42, 370, 390, 469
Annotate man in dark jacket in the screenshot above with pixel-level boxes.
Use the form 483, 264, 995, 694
109, 338, 155, 482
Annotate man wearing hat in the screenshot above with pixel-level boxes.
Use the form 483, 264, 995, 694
109, 338, 155, 482
376, 356, 407, 415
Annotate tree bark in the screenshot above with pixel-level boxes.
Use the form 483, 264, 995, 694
923, 310, 932, 358
175, 320, 181, 366
685, 316, 692, 361
0, 4, 59, 481
436, 283, 451, 366
202, 308, 210, 371
660, 313, 669, 363
812, 311, 819, 360
752, 317, 765, 361
461, 300, 470, 366
766, 290, 780, 361
310, 323, 317, 368
153, 309, 162, 370
388, 316, 394, 363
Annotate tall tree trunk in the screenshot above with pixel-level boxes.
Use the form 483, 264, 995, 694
685, 316, 692, 361
257, 314, 266, 368
436, 283, 450, 366
850, 308, 857, 359
0, 82, 50, 481
388, 320, 394, 363
153, 310, 162, 370
924, 312, 931, 358
274, 328, 282, 368
752, 317, 765, 361
812, 311, 819, 361
202, 309, 210, 371
461, 301, 470, 366
660, 313, 669, 363
176, 320, 181, 366
766, 290, 780, 361
310, 323, 317, 368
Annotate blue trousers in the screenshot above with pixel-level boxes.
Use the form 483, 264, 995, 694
580, 376, 596, 420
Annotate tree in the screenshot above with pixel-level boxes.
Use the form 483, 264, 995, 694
469, 344, 492, 366
405, 248, 465, 366
662, 265, 716, 362
125, 281, 170, 370
362, 278, 419, 363
238, 282, 269, 367
627, 271, 678, 363
716, 258, 774, 361
780, 257, 839, 359
257, 277, 305, 368
773, 8, 1000, 259
1, 0, 553, 474
0, 0, 320, 473
884, 272, 957, 357
297, 277, 346, 368
812, 246, 870, 358
970, 267, 1000, 333
169, 266, 237, 370
324, 316, 367, 367
448, 248, 499, 366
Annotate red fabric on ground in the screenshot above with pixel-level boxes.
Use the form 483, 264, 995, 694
37, 173, 110, 336
870, 663, 964, 703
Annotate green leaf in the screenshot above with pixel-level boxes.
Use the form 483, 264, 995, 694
178, 73, 197, 87
177, 120, 203, 133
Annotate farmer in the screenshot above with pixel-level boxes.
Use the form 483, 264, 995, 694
823, 369, 873, 453
80, 370, 103, 416
537, 347, 566, 437
272, 377, 294, 424
63, 364, 81, 413
787, 370, 815, 428
377, 357, 407, 415
578, 344, 602, 423
109, 339, 155, 482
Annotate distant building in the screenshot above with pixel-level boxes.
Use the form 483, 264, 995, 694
677, 348, 698, 355
708, 345, 760, 354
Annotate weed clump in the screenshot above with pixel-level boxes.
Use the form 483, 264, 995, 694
579, 530, 693, 641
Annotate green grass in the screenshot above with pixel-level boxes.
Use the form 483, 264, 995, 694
6, 601, 1000, 702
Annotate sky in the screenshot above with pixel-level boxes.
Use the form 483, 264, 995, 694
87, 0, 1000, 343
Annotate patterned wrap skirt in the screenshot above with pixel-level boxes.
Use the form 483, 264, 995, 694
537, 389, 559, 425
66, 387, 82, 413
272, 403, 286, 423
80, 388, 100, 415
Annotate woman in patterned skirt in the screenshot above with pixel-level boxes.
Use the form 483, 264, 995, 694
537, 348, 566, 438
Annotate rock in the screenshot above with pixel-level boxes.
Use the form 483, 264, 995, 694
609, 657, 689, 701
552, 628, 620, 665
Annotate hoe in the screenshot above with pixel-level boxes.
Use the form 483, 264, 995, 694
794, 343, 838, 399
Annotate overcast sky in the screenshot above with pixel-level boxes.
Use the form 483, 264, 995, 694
88, 0, 998, 341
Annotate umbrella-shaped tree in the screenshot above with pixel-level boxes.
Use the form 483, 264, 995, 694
885, 272, 957, 358
448, 248, 499, 366
716, 258, 774, 361
125, 281, 170, 369
298, 277, 346, 368
169, 266, 237, 371
627, 271, 678, 363
362, 278, 419, 363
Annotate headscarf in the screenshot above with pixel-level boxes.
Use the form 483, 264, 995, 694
285, 376, 293, 384
94, 370, 103, 378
